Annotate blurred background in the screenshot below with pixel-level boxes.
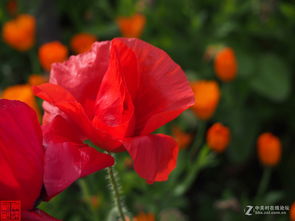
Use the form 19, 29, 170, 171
0, 0, 295, 220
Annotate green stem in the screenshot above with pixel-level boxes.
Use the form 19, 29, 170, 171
255, 167, 272, 200
190, 120, 206, 158
78, 179, 99, 221
175, 145, 212, 196
106, 164, 126, 221
28, 49, 41, 73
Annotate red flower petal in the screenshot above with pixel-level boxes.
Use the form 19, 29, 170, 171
33, 83, 92, 131
123, 134, 178, 183
0, 99, 43, 210
49, 41, 111, 117
117, 38, 195, 135
33, 83, 119, 149
42, 115, 83, 144
34, 38, 194, 184
92, 40, 136, 139
40, 115, 114, 199
22, 209, 60, 221
110, 39, 140, 98
43, 141, 114, 199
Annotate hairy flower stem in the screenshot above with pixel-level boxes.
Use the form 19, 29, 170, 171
106, 161, 126, 221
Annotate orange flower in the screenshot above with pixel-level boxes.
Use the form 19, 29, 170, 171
133, 212, 155, 221
214, 47, 237, 82
89, 195, 101, 209
38, 41, 68, 71
290, 202, 295, 221
191, 81, 220, 120
172, 126, 192, 149
257, 133, 281, 166
207, 123, 230, 152
2, 14, 35, 51
116, 13, 146, 38
1, 85, 40, 119
124, 157, 133, 169
28, 74, 48, 86
70, 33, 96, 54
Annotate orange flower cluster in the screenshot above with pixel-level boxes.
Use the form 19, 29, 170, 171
1, 74, 47, 120
172, 126, 192, 149
133, 213, 155, 221
191, 81, 220, 120
2, 14, 35, 51
214, 47, 237, 82
207, 123, 230, 152
257, 133, 281, 166
291, 202, 295, 221
28, 74, 48, 86
70, 33, 96, 54
38, 41, 68, 71
117, 13, 146, 38
1, 84, 40, 119
89, 195, 101, 209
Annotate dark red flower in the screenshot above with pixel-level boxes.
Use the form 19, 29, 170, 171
0, 99, 114, 219
34, 38, 194, 184
0, 99, 43, 210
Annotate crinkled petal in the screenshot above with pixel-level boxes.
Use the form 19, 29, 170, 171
41, 115, 115, 199
33, 83, 118, 149
93, 39, 136, 139
0, 99, 43, 210
22, 209, 60, 221
42, 115, 83, 144
44, 141, 114, 199
117, 38, 195, 135
33, 83, 92, 131
110, 38, 140, 98
123, 134, 178, 183
50, 40, 111, 117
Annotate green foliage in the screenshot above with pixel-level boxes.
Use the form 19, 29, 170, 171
251, 54, 291, 102
0, 0, 294, 220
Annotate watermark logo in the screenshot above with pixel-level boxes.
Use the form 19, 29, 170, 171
244, 205, 254, 216
0, 201, 21, 221
244, 205, 289, 216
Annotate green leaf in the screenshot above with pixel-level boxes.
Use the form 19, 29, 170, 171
225, 109, 259, 163
250, 54, 291, 102
236, 51, 255, 77
264, 191, 284, 204
280, 3, 295, 22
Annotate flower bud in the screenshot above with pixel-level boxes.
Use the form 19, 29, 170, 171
207, 123, 230, 152
214, 47, 237, 82
38, 41, 68, 71
191, 81, 220, 120
257, 133, 281, 166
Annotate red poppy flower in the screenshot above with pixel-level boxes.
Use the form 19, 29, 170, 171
0, 99, 43, 209
33, 38, 195, 184
0, 99, 113, 219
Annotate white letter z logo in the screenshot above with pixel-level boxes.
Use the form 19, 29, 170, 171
244, 205, 253, 216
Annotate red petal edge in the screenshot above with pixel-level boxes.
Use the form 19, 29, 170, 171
123, 134, 179, 183
33, 83, 119, 149
0, 99, 44, 210
22, 209, 60, 221
43, 141, 114, 199
116, 38, 195, 135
